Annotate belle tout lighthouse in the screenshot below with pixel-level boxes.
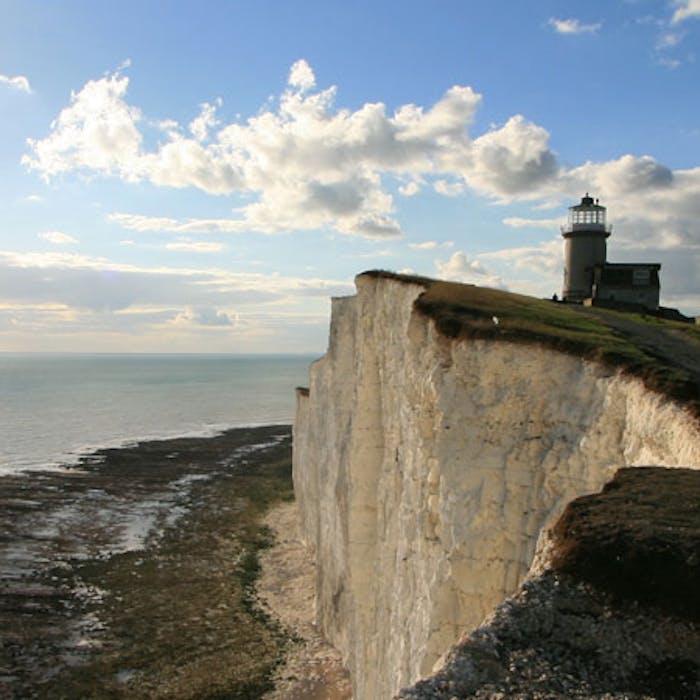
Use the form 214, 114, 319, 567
561, 195, 661, 311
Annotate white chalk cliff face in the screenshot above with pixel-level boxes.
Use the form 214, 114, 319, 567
293, 273, 700, 700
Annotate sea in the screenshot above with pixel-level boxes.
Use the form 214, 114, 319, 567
0, 352, 316, 475
0, 353, 317, 695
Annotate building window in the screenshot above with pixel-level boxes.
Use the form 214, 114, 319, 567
633, 269, 650, 286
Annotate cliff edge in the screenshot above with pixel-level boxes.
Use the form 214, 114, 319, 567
293, 271, 700, 698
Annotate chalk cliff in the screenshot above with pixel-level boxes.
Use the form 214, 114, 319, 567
293, 272, 700, 699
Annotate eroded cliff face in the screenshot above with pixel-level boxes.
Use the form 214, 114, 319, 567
293, 273, 700, 699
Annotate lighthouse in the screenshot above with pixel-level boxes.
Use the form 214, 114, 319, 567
561, 194, 610, 303
561, 195, 661, 310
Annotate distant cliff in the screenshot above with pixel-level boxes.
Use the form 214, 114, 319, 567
293, 271, 700, 699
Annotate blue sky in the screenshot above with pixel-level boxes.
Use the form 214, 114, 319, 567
1, 0, 699, 353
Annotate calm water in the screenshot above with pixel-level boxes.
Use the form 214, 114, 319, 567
0, 353, 315, 474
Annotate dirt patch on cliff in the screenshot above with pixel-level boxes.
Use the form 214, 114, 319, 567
550, 466, 700, 621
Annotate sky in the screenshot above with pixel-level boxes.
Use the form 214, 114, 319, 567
1, 0, 699, 354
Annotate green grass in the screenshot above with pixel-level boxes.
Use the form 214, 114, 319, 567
362, 271, 700, 419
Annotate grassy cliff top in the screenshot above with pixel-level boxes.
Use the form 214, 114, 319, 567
360, 270, 700, 419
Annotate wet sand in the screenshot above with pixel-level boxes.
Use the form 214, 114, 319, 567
0, 425, 302, 698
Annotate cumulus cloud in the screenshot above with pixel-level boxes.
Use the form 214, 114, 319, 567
434, 251, 505, 288
557, 155, 700, 250
23, 73, 143, 179
189, 99, 222, 142
0, 73, 31, 93
434, 179, 465, 196
398, 181, 421, 196
171, 306, 235, 327
38, 231, 79, 245
480, 240, 562, 275
465, 116, 558, 198
21, 64, 481, 239
576, 154, 673, 195
502, 217, 561, 229
21, 60, 700, 268
409, 240, 454, 250
548, 17, 602, 34
165, 239, 225, 253
288, 59, 316, 91
672, 0, 700, 24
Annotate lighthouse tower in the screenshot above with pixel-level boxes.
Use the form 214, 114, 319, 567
561, 194, 610, 302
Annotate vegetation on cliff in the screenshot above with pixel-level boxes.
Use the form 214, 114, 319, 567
362, 270, 700, 419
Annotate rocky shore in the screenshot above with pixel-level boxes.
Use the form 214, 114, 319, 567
0, 425, 300, 698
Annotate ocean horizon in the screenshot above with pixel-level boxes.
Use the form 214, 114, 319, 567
0, 352, 316, 475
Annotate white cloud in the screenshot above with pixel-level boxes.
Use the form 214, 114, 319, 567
434, 179, 465, 196
439, 240, 565, 300
0, 248, 353, 351
464, 116, 558, 198
171, 306, 236, 327
398, 181, 421, 196
672, 0, 700, 24
23, 73, 142, 179
656, 31, 683, 48
288, 59, 316, 91
38, 231, 79, 245
434, 251, 504, 288
0, 73, 31, 93
556, 156, 700, 252
19, 61, 700, 272
23, 65, 482, 239
409, 240, 439, 250
189, 99, 222, 142
480, 240, 562, 275
548, 17, 602, 34
165, 239, 225, 253
0, 249, 352, 310
353, 248, 394, 259
110, 213, 182, 231
109, 212, 245, 234
657, 56, 682, 69
502, 216, 561, 229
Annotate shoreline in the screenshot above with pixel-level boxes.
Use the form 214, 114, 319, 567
0, 425, 301, 698
0, 420, 294, 477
